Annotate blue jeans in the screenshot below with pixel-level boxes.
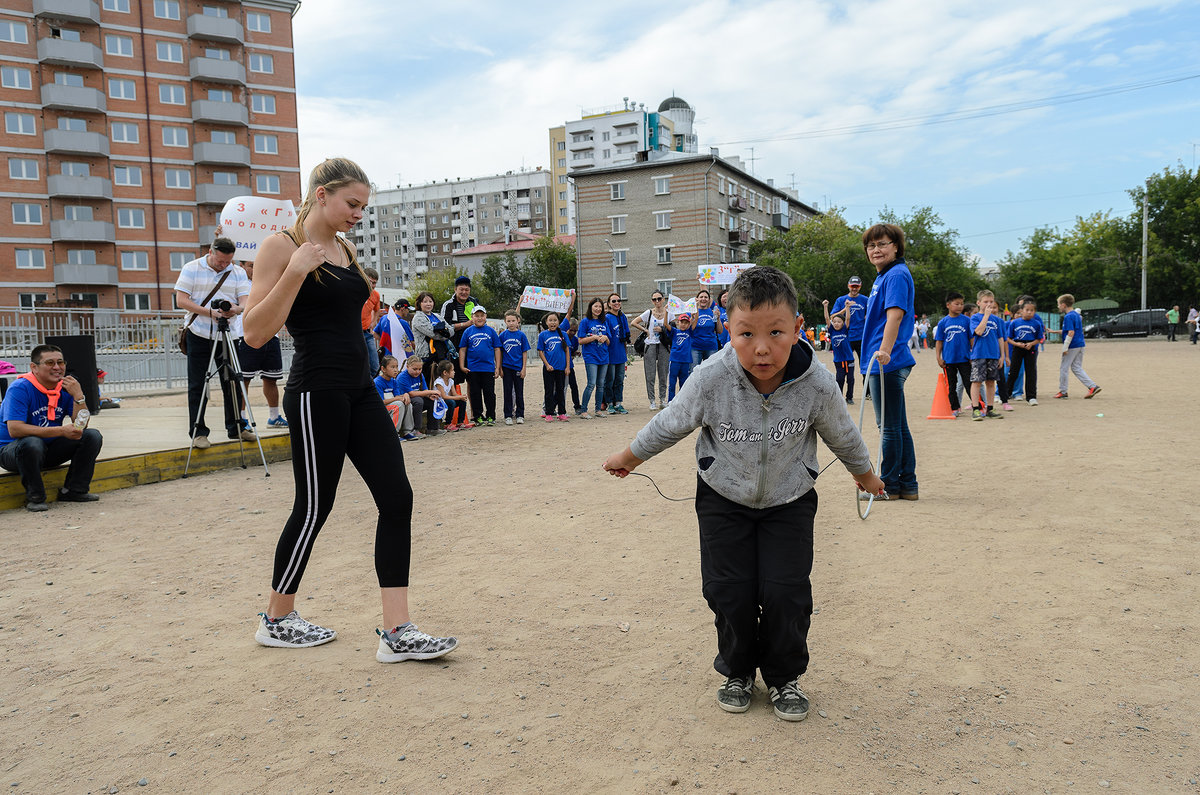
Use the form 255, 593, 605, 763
364, 330, 379, 376
867, 366, 917, 495
604, 361, 625, 406
581, 362, 608, 413
691, 347, 717, 367
668, 360, 691, 401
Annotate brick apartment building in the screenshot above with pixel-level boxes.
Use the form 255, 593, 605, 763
0, 0, 301, 311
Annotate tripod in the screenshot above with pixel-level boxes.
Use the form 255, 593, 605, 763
184, 316, 270, 478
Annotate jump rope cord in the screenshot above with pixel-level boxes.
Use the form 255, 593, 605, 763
856, 352, 886, 520
627, 471, 693, 502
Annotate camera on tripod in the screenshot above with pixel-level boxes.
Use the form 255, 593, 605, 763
211, 298, 232, 313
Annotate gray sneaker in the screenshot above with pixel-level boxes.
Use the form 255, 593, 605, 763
255, 611, 336, 648
376, 624, 458, 663
716, 675, 755, 713
768, 679, 810, 721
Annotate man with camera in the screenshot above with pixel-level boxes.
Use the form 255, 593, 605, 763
174, 238, 254, 448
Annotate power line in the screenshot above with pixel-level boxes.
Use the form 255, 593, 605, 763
711, 72, 1200, 146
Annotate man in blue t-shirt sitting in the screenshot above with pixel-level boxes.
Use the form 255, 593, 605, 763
0, 344, 104, 512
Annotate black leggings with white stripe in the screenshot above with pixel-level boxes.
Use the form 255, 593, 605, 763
272, 385, 412, 594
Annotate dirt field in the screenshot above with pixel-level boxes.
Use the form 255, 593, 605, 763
2, 339, 1197, 794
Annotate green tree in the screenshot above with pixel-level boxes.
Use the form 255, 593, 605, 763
476, 236, 578, 322
750, 209, 864, 321
1129, 165, 1200, 307
875, 206, 987, 316
408, 266, 495, 312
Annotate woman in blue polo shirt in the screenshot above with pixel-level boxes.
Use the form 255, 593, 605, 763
689, 288, 724, 366
577, 298, 610, 419
859, 223, 917, 501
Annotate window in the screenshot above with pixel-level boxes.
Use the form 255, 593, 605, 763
615, 282, 629, 300
103, 0, 130, 12
558, 174, 567, 184
162, 126, 188, 147
19, 293, 48, 309
106, 34, 133, 56
113, 165, 142, 186
248, 53, 274, 74
254, 134, 278, 154
120, 251, 149, 270
12, 203, 42, 224
212, 171, 237, 185
169, 251, 191, 271
210, 130, 235, 144
9, 158, 38, 180
657, 246, 672, 264
559, 224, 568, 234
556, 141, 566, 151
718, 176, 726, 195
201, 5, 228, 17
609, 182, 625, 200
719, 244, 727, 263
558, 207, 567, 217
164, 168, 190, 188
167, 210, 193, 230
654, 176, 671, 195
70, 292, 98, 307
557, 158, 566, 168
55, 73, 84, 88
610, 215, 626, 234
156, 41, 183, 63
612, 249, 627, 267
16, 249, 45, 269
558, 191, 567, 201
117, 207, 145, 228
108, 78, 136, 100
654, 211, 672, 230
207, 88, 232, 102
1, 67, 32, 90
0, 21, 29, 43
61, 162, 89, 176
63, 205, 93, 221
159, 83, 185, 104
124, 293, 151, 311
204, 47, 230, 61
58, 117, 86, 131
256, 174, 280, 194
153, 0, 180, 20
247, 12, 271, 32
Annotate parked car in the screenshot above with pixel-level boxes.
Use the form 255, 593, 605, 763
1084, 308, 1168, 338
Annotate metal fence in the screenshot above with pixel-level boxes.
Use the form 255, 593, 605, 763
0, 306, 294, 394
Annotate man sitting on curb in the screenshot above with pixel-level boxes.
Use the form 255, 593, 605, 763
0, 344, 104, 512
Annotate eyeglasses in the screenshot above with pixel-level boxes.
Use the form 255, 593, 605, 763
865, 241, 893, 251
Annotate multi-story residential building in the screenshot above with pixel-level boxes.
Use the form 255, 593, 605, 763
348, 168, 552, 291
0, 0, 301, 311
549, 96, 698, 237
571, 149, 817, 302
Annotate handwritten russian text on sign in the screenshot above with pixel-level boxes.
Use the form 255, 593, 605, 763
698, 262, 754, 285
518, 286, 576, 313
218, 197, 298, 261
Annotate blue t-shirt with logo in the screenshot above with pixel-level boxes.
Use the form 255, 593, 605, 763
0, 378, 76, 447
498, 329, 531, 370
537, 328, 569, 370
829, 327, 852, 363
669, 328, 693, 363
718, 307, 729, 347
605, 312, 629, 365
969, 312, 1007, 360
1063, 310, 1085, 349
395, 370, 428, 395
860, 262, 915, 374
832, 291, 867, 341
692, 308, 721, 351
373, 374, 402, 401
935, 315, 972, 364
579, 317, 609, 365
459, 323, 499, 372
1007, 315, 1045, 344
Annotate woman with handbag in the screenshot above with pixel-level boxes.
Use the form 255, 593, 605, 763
630, 290, 670, 410
410, 291, 451, 386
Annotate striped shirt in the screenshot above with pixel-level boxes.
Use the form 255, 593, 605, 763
173, 255, 251, 340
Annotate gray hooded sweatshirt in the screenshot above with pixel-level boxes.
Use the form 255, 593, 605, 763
629, 340, 872, 509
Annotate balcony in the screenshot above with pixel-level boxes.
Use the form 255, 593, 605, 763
47, 174, 112, 200
451, 232, 462, 242
186, 14, 244, 43
195, 182, 247, 205
191, 99, 249, 126
189, 57, 246, 85
54, 262, 118, 285
41, 83, 106, 113
728, 230, 749, 246
37, 38, 104, 69
51, 219, 114, 242
43, 128, 109, 156
198, 225, 219, 244
568, 137, 594, 150
772, 212, 790, 230
193, 141, 250, 166
33, 0, 99, 25
728, 195, 747, 213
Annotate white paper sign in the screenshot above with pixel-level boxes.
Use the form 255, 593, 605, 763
667, 296, 697, 317
218, 196, 298, 261
698, 262, 754, 285
518, 286, 576, 313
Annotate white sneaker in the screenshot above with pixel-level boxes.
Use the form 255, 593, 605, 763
649, 401, 657, 410
1028, 398, 1039, 406
515, 417, 524, 424
504, 417, 514, 425
376, 624, 457, 663
255, 611, 336, 648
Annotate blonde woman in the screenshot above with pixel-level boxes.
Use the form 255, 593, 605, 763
243, 158, 456, 662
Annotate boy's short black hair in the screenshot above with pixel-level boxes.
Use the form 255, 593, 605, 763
945, 290, 964, 303
725, 266, 797, 316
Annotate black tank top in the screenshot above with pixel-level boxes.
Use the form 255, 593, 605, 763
281, 232, 372, 391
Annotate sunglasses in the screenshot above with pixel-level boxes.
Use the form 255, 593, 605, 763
651, 296, 663, 301
610, 299, 622, 303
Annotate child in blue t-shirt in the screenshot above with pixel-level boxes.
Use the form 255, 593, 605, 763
374, 355, 419, 439
1006, 299, 1045, 405
968, 290, 1007, 420
667, 313, 693, 402
395, 354, 443, 436
498, 310, 530, 425
822, 299, 854, 404
458, 306, 500, 426
1056, 294, 1100, 399
934, 291, 973, 415
537, 312, 571, 421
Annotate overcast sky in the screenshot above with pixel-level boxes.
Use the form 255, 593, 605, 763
290, 0, 1199, 266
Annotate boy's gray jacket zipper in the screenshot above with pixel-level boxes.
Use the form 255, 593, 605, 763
630, 340, 872, 509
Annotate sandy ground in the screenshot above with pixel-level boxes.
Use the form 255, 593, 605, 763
2, 339, 1198, 794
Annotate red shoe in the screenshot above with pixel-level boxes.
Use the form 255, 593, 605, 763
445, 423, 459, 432
459, 420, 476, 429
1053, 392, 1068, 399
557, 414, 570, 421
1084, 386, 1102, 399
544, 415, 556, 423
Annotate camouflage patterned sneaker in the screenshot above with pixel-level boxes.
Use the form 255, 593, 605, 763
716, 675, 756, 713
768, 679, 810, 722
254, 611, 337, 648
376, 624, 458, 663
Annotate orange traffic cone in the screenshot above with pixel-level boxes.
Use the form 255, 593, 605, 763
927, 371, 956, 419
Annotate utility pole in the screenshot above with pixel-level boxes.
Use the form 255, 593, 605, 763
1141, 190, 1148, 310
745, 147, 759, 175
